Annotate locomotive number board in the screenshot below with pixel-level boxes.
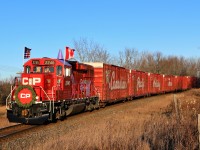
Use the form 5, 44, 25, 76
32, 60, 40, 65
44, 60, 55, 65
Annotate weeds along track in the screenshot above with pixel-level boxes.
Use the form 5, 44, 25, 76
0, 124, 38, 140
0, 92, 191, 150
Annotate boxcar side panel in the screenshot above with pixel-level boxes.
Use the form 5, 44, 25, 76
133, 70, 149, 97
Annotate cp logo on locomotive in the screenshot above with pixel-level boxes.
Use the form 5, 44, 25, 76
20, 93, 31, 98
22, 77, 41, 85
18, 88, 33, 104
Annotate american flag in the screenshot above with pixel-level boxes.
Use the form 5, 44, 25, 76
24, 47, 31, 59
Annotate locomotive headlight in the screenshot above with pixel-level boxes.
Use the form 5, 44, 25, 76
13, 95, 16, 100
36, 96, 39, 100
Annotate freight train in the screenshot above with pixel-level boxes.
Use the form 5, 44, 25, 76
6, 50, 197, 124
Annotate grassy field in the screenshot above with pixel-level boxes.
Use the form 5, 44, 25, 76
1, 89, 200, 150
34, 89, 200, 150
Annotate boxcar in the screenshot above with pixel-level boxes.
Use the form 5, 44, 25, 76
163, 75, 175, 93
129, 70, 149, 97
83, 62, 129, 106
148, 73, 164, 95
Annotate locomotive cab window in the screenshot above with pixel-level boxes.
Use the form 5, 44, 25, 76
44, 66, 54, 73
33, 66, 42, 73
56, 66, 62, 76
25, 66, 31, 73
65, 67, 71, 77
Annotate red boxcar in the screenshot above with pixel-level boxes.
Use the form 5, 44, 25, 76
174, 76, 182, 91
181, 76, 192, 90
182, 76, 196, 90
129, 70, 149, 97
83, 62, 129, 106
191, 77, 197, 88
148, 73, 164, 94
163, 75, 175, 92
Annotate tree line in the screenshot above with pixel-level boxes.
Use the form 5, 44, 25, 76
0, 77, 14, 105
74, 38, 200, 77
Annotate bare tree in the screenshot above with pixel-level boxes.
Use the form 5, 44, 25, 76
73, 38, 110, 63
73, 38, 88, 62
118, 48, 139, 69
153, 52, 163, 73
0, 76, 14, 105
74, 38, 199, 77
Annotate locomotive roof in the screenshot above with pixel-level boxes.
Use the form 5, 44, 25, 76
59, 59, 71, 66
83, 62, 126, 69
24, 58, 72, 67
83, 62, 104, 68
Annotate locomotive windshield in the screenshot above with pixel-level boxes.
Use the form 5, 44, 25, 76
31, 66, 54, 73
33, 66, 43, 73
25, 66, 31, 73
56, 66, 62, 76
44, 66, 54, 73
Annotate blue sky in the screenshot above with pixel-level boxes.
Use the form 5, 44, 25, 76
0, 0, 200, 79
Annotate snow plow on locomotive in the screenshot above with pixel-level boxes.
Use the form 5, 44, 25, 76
6, 57, 99, 124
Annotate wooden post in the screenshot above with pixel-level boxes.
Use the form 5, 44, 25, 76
174, 94, 179, 122
198, 114, 200, 150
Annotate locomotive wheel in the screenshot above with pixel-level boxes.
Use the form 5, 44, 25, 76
56, 110, 60, 120
60, 109, 66, 121
100, 102, 106, 108
53, 108, 66, 121
50, 110, 57, 123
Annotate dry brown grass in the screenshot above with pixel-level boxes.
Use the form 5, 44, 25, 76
30, 94, 172, 149
33, 90, 200, 150
34, 112, 150, 150
0, 106, 18, 128
142, 89, 200, 150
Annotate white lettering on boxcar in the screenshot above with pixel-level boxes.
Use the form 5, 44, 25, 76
137, 77, 144, 91
168, 81, 172, 87
153, 79, 160, 89
109, 71, 127, 90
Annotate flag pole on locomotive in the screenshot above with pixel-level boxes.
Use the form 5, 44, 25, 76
23, 46, 31, 69
19, 47, 31, 84
64, 46, 75, 76
24, 47, 31, 60
65, 46, 75, 82
65, 47, 75, 60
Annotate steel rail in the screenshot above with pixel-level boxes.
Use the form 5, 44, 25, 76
0, 124, 38, 139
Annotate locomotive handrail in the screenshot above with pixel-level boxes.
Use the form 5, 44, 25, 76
52, 86, 56, 113
6, 86, 17, 109
39, 86, 51, 100
39, 86, 51, 112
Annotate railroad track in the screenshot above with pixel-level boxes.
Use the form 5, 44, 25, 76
0, 124, 38, 140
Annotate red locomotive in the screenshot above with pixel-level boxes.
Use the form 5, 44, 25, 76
6, 49, 197, 124
7, 55, 99, 124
